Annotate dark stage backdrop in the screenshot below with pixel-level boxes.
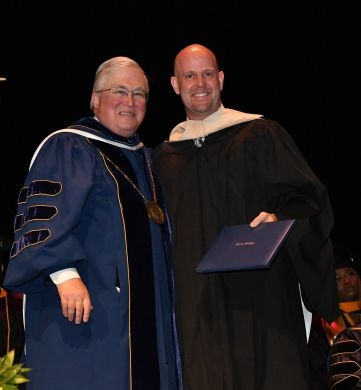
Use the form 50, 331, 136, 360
0, 1, 359, 254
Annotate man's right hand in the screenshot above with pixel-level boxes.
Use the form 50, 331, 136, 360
57, 278, 93, 324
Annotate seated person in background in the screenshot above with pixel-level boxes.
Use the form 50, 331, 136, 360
328, 322, 361, 390
308, 246, 361, 389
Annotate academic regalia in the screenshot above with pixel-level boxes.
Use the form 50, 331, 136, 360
308, 251, 361, 389
328, 323, 361, 389
153, 107, 338, 390
3, 117, 182, 390
309, 302, 361, 389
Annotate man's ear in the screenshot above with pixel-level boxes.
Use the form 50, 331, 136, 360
218, 70, 225, 91
91, 92, 99, 109
170, 76, 180, 95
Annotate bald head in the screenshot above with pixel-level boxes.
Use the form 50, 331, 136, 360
174, 44, 219, 77
171, 44, 224, 120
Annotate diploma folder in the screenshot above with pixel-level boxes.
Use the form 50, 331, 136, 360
196, 219, 295, 273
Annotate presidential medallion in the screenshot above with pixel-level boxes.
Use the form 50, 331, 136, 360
146, 200, 165, 224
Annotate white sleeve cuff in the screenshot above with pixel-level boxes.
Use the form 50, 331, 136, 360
49, 268, 80, 285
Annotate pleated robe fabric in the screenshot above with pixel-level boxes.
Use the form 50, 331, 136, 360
153, 118, 338, 390
328, 323, 361, 389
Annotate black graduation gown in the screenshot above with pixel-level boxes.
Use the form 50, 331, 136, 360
153, 118, 338, 390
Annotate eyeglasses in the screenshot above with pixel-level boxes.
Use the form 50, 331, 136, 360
96, 87, 149, 101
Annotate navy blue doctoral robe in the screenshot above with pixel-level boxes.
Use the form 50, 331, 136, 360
4, 117, 182, 390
